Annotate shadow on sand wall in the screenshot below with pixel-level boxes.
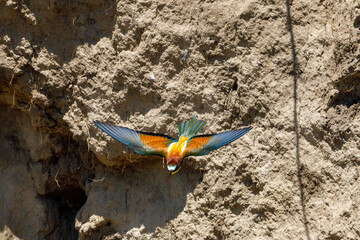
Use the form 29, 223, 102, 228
286, 1, 311, 240
76, 160, 203, 236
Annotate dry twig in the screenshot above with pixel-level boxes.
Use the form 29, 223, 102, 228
54, 170, 60, 188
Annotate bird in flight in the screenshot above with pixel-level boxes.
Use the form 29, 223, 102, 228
94, 116, 252, 175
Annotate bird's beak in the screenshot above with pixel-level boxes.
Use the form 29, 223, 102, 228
167, 164, 181, 175
169, 166, 181, 175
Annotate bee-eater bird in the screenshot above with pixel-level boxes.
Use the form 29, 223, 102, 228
94, 116, 252, 175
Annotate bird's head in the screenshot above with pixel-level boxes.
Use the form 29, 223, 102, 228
166, 155, 183, 175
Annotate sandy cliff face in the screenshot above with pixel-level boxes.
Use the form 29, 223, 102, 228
0, 0, 359, 239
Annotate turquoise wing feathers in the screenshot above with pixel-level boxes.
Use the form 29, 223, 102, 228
183, 127, 252, 156
94, 121, 175, 156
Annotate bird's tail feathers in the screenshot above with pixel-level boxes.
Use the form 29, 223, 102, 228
178, 115, 206, 139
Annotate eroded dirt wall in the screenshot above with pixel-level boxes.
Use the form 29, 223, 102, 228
0, 0, 359, 239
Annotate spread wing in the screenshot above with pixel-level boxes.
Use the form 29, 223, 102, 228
183, 127, 252, 156
94, 121, 175, 157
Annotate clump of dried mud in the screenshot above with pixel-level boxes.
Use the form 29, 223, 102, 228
0, 0, 359, 239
